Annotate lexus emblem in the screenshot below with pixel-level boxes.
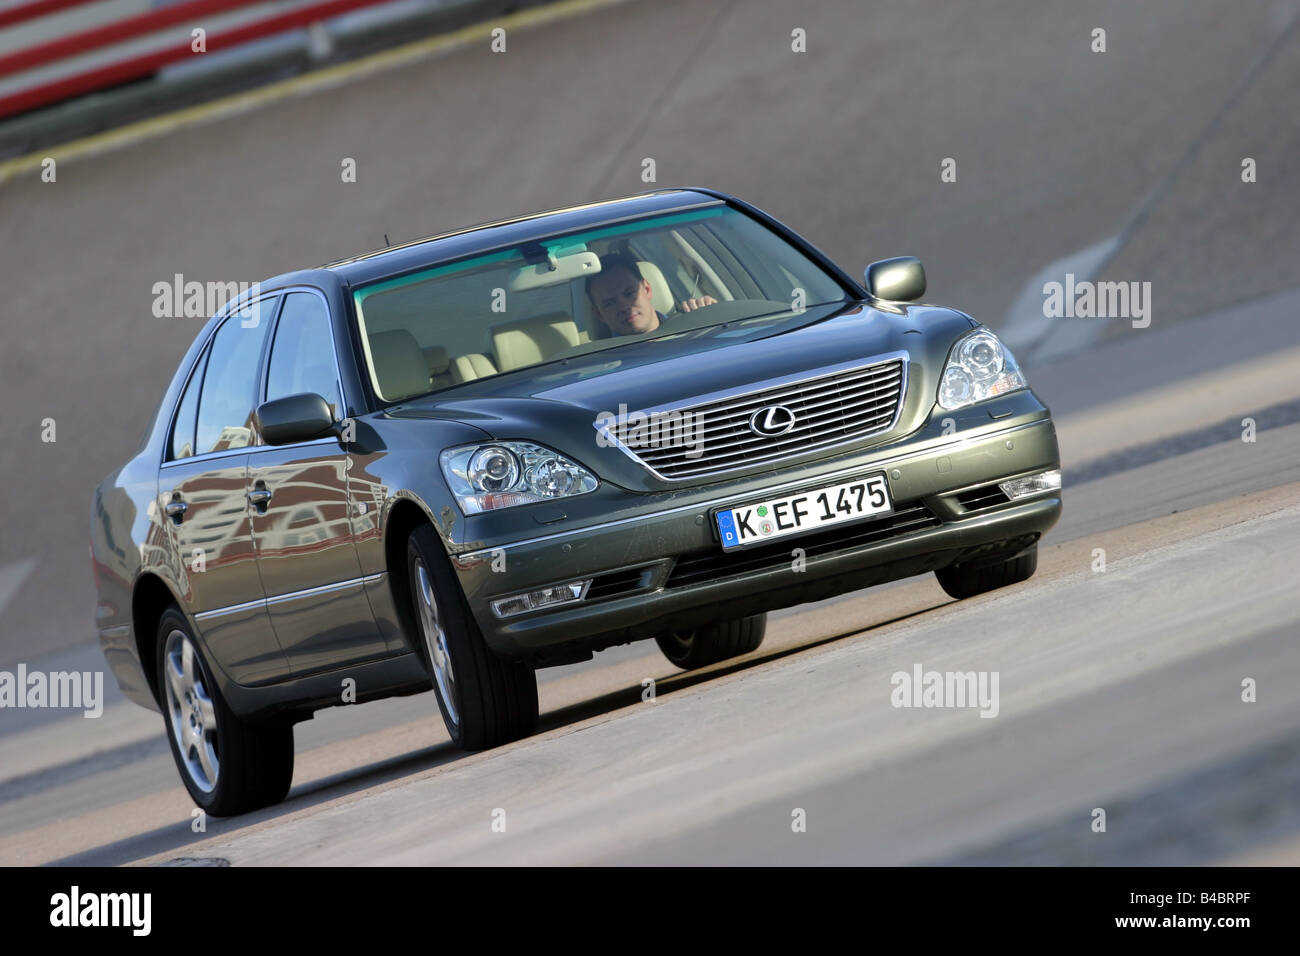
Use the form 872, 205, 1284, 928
749, 404, 797, 437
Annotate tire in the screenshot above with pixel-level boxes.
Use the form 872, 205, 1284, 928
935, 544, 1038, 600
156, 607, 294, 817
407, 524, 538, 750
655, 613, 767, 670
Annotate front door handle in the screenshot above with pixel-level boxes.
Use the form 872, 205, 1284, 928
164, 499, 188, 522
248, 485, 272, 513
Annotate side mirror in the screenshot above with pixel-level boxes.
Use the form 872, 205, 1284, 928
865, 256, 926, 302
255, 393, 336, 446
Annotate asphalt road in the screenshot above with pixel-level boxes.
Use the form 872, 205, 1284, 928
0, 0, 1297, 865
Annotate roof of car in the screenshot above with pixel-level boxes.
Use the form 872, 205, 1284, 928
318, 187, 728, 287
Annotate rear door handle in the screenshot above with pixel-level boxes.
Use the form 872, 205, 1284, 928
164, 499, 188, 522
248, 486, 272, 511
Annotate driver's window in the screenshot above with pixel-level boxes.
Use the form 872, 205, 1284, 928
266, 292, 343, 422
194, 301, 277, 455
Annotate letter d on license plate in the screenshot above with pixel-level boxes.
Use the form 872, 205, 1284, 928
715, 474, 893, 550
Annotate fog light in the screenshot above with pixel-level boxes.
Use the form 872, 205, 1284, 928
492, 580, 591, 618
998, 469, 1062, 500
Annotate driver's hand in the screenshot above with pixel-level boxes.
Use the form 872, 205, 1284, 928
678, 295, 718, 312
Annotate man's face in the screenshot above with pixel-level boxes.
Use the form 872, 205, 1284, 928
589, 266, 660, 336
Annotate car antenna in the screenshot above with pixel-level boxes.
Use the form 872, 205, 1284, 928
383, 234, 390, 247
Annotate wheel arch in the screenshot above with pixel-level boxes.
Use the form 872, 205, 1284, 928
131, 571, 183, 707
382, 496, 441, 665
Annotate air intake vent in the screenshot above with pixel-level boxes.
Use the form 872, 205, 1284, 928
586, 566, 653, 600
953, 485, 1012, 511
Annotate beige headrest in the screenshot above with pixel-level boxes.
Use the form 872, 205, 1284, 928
422, 345, 450, 375
636, 260, 674, 315
450, 353, 498, 384
492, 312, 581, 370
369, 329, 431, 402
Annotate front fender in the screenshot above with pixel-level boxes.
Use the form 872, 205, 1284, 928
347, 414, 492, 575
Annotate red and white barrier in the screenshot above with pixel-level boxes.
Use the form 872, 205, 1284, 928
0, 0, 404, 120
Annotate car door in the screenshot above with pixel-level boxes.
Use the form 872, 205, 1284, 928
161, 296, 290, 685
247, 289, 388, 675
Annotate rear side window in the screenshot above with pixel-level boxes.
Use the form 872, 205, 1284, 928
194, 299, 278, 455
169, 347, 209, 461
265, 292, 343, 420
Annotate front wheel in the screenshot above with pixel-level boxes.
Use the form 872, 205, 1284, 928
935, 544, 1038, 599
407, 524, 538, 750
156, 608, 294, 816
656, 614, 767, 670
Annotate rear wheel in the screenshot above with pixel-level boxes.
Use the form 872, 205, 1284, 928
935, 544, 1038, 599
407, 524, 538, 750
156, 608, 293, 817
656, 614, 767, 670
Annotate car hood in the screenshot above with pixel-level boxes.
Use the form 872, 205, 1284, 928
391, 301, 975, 490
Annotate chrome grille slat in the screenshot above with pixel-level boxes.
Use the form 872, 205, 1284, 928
686, 380, 901, 440
767, 380, 900, 416
653, 416, 894, 469
640, 403, 898, 460
640, 393, 897, 449
608, 356, 907, 479
662, 439, 878, 478
682, 367, 901, 419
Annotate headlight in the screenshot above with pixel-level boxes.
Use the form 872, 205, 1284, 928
440, 441, 598, 514
467, 446, 519, 492
937, 329, 1027, 410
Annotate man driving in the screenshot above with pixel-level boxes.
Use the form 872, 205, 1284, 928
585, 252, 717, 336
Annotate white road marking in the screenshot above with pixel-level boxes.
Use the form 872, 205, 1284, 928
0, 558, 35, 620
995, 234, 1119, 360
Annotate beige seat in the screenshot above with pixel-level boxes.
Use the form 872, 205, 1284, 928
450, 352, 498, 384
423, 345, 454, 391
491, 312, 582, 370
578, 259, 675, 340
369, 329, 433, 402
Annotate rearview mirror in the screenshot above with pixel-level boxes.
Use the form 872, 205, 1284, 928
255, 393, 335, 446
507, 250, 601, 292
865, 256, 926, 302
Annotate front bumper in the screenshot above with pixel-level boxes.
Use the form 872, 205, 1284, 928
453, 396, 1062, 661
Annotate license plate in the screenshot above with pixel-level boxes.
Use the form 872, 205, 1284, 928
715, 474, 893, 550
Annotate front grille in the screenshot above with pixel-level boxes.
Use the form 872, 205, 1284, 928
609, 357, 906, 480
665, 502, 940, 589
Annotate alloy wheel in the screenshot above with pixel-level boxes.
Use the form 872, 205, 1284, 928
162, 628, 220, 793
415, 558, 460, 727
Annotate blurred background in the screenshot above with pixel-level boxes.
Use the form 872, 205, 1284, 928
0, 0, 1297, 865
8, 0, 1297, 665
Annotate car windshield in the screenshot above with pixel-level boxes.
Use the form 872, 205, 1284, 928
351, 204, 851, 403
